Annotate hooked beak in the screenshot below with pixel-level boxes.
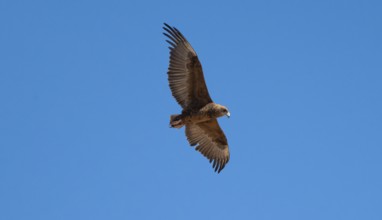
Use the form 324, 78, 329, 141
226, 112, 230, 118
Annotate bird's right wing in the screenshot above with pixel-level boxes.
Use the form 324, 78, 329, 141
185, 119, 230, 173
163, 23, 213, 110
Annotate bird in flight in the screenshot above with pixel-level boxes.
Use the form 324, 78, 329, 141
163, 23, 231, 173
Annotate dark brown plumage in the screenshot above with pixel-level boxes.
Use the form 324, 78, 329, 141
163, 23, 231, 173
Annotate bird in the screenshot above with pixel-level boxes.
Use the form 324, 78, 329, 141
163, 23, 231, 173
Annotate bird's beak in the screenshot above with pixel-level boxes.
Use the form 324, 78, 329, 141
226, 112, 230, 118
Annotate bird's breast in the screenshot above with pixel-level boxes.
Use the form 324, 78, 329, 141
183, 112, 212, 124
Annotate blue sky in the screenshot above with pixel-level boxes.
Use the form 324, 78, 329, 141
1, 0, 381, 219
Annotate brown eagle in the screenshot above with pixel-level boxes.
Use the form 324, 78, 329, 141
163, 23, 231, 173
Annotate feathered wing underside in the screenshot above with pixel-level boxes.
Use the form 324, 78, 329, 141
185, 119, 230, 173
163, 23, 213, 110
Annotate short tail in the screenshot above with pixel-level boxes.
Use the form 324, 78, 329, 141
170, 114, 184, 128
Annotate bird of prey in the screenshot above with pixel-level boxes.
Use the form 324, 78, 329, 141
163, 23, 231, 173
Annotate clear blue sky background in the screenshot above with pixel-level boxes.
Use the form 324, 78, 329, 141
1, 0, 381, 219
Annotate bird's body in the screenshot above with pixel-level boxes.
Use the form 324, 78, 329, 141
163, 23, 230, 173
170, 103, 229, 128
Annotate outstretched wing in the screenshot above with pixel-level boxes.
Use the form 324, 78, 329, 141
163, 23, 213, 111
185, 119, 230, 173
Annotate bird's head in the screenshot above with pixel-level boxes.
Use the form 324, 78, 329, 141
218, 106, 230, 118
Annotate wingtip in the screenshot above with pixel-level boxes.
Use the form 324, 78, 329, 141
213, 159, 227, 173
163, 22, 171, 29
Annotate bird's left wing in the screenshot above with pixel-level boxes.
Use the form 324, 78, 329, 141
185, 119, 230, 173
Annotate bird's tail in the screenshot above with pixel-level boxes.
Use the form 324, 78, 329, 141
170, 114, 184, 128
